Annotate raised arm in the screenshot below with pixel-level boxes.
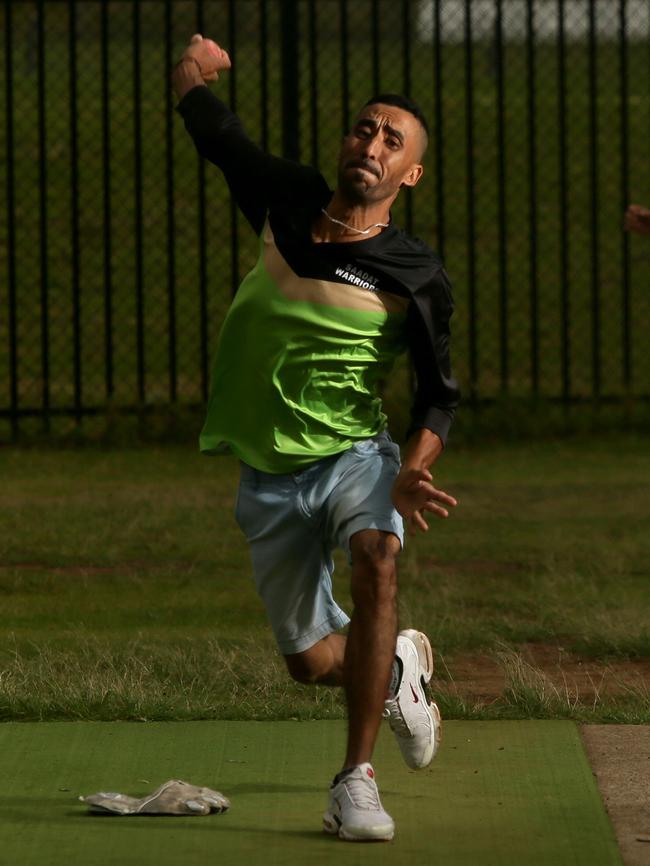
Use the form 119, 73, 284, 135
172, 34, 328, 235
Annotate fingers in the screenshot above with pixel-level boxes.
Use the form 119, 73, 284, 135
408, 510, 430, 535
214, 46, 231, 69
405, 496, 453, 535
203, 38, 232, 67
203, 38, 221, 56
392, 467, 458, 532
416, 480, 458, 508
409, 498, 452, 520
421, 500, 451, 519
187, 34, 231, 69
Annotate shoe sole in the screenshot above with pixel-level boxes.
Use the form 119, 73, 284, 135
339, 827, 394, 842
394, 630, 442, 768
399, 698, 441, 768
399, 629, 434, 684
430, 699, 442, 757
322, 812, 394, 842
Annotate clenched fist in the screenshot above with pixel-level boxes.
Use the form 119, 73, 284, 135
178, 33, 231, 82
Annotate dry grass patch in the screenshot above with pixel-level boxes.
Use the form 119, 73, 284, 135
0, 637, 345, 722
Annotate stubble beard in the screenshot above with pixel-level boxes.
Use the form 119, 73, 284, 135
337, 167, 385, 207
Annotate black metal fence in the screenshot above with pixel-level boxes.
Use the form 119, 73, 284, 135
1, 0, 650, 440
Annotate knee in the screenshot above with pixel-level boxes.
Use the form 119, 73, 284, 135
284, 651, 324, 685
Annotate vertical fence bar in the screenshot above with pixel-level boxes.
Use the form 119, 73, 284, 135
307, 0, 319, 169
618, 0, 631, 389
4, 0, 644, 434
133, 0, 145, 400
196, 0, 209, 400
587, 0, 600, 399
464, 0, 478, 401
100, 0, 114, 401
494, 0, 508, 392
68, 0, 82, 424
401, 0, 412, 97
164, 0, 177, 402
339, 0, 350, 135
280, 0, 299, 161
228, 0, 239, 295
260, 0, 269, 152
37, 0, 50, 430
371, 0, 380, 95
4, 0, 18, 437
402, 0, 413, 234
557, 0, 570, 403
433, 0, 445, 261
525, 0, 539, 394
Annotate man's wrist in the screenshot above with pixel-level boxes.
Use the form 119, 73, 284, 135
400, 428, 443, 472
172, 57, 206, 101
175, 56, 203, 75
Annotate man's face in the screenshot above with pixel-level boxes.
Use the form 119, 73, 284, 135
336, 104, 425, 205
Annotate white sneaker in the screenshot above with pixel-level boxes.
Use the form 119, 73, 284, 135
322, 763, 394, 842
384, 629, 441, 769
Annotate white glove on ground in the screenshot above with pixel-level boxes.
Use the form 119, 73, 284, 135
80, 779, 230, 816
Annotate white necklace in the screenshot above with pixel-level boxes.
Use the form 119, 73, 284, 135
320, 207, 389, 236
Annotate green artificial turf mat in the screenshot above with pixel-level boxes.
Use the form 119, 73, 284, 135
0, 720, 621, 866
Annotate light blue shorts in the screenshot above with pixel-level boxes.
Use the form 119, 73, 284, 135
234, 431, 404, 655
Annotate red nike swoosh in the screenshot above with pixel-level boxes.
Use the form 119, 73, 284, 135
409, 683, 419, 703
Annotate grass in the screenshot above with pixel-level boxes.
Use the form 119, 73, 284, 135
0, 720, 622, 866
1, 433, 649, 722
495, 649, 650, 723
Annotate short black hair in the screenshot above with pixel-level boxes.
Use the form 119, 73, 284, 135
363, 93, 429, 139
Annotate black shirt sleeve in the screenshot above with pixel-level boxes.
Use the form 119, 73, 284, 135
175, 86, 329, 235
405, 266, 460, 445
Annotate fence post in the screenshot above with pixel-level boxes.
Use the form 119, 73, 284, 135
280, 0, 300, 161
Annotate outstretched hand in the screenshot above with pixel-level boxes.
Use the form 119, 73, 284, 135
391, 467, 457, 535
180, 33, 231, 82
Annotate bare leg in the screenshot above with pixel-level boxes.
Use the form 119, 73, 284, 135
284, 633, 347, 686
283, 529, 399, 770
343, 530, 399, 768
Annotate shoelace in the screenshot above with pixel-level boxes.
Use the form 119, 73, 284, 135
383, 697, 412, 737
343, 775, 382, 810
